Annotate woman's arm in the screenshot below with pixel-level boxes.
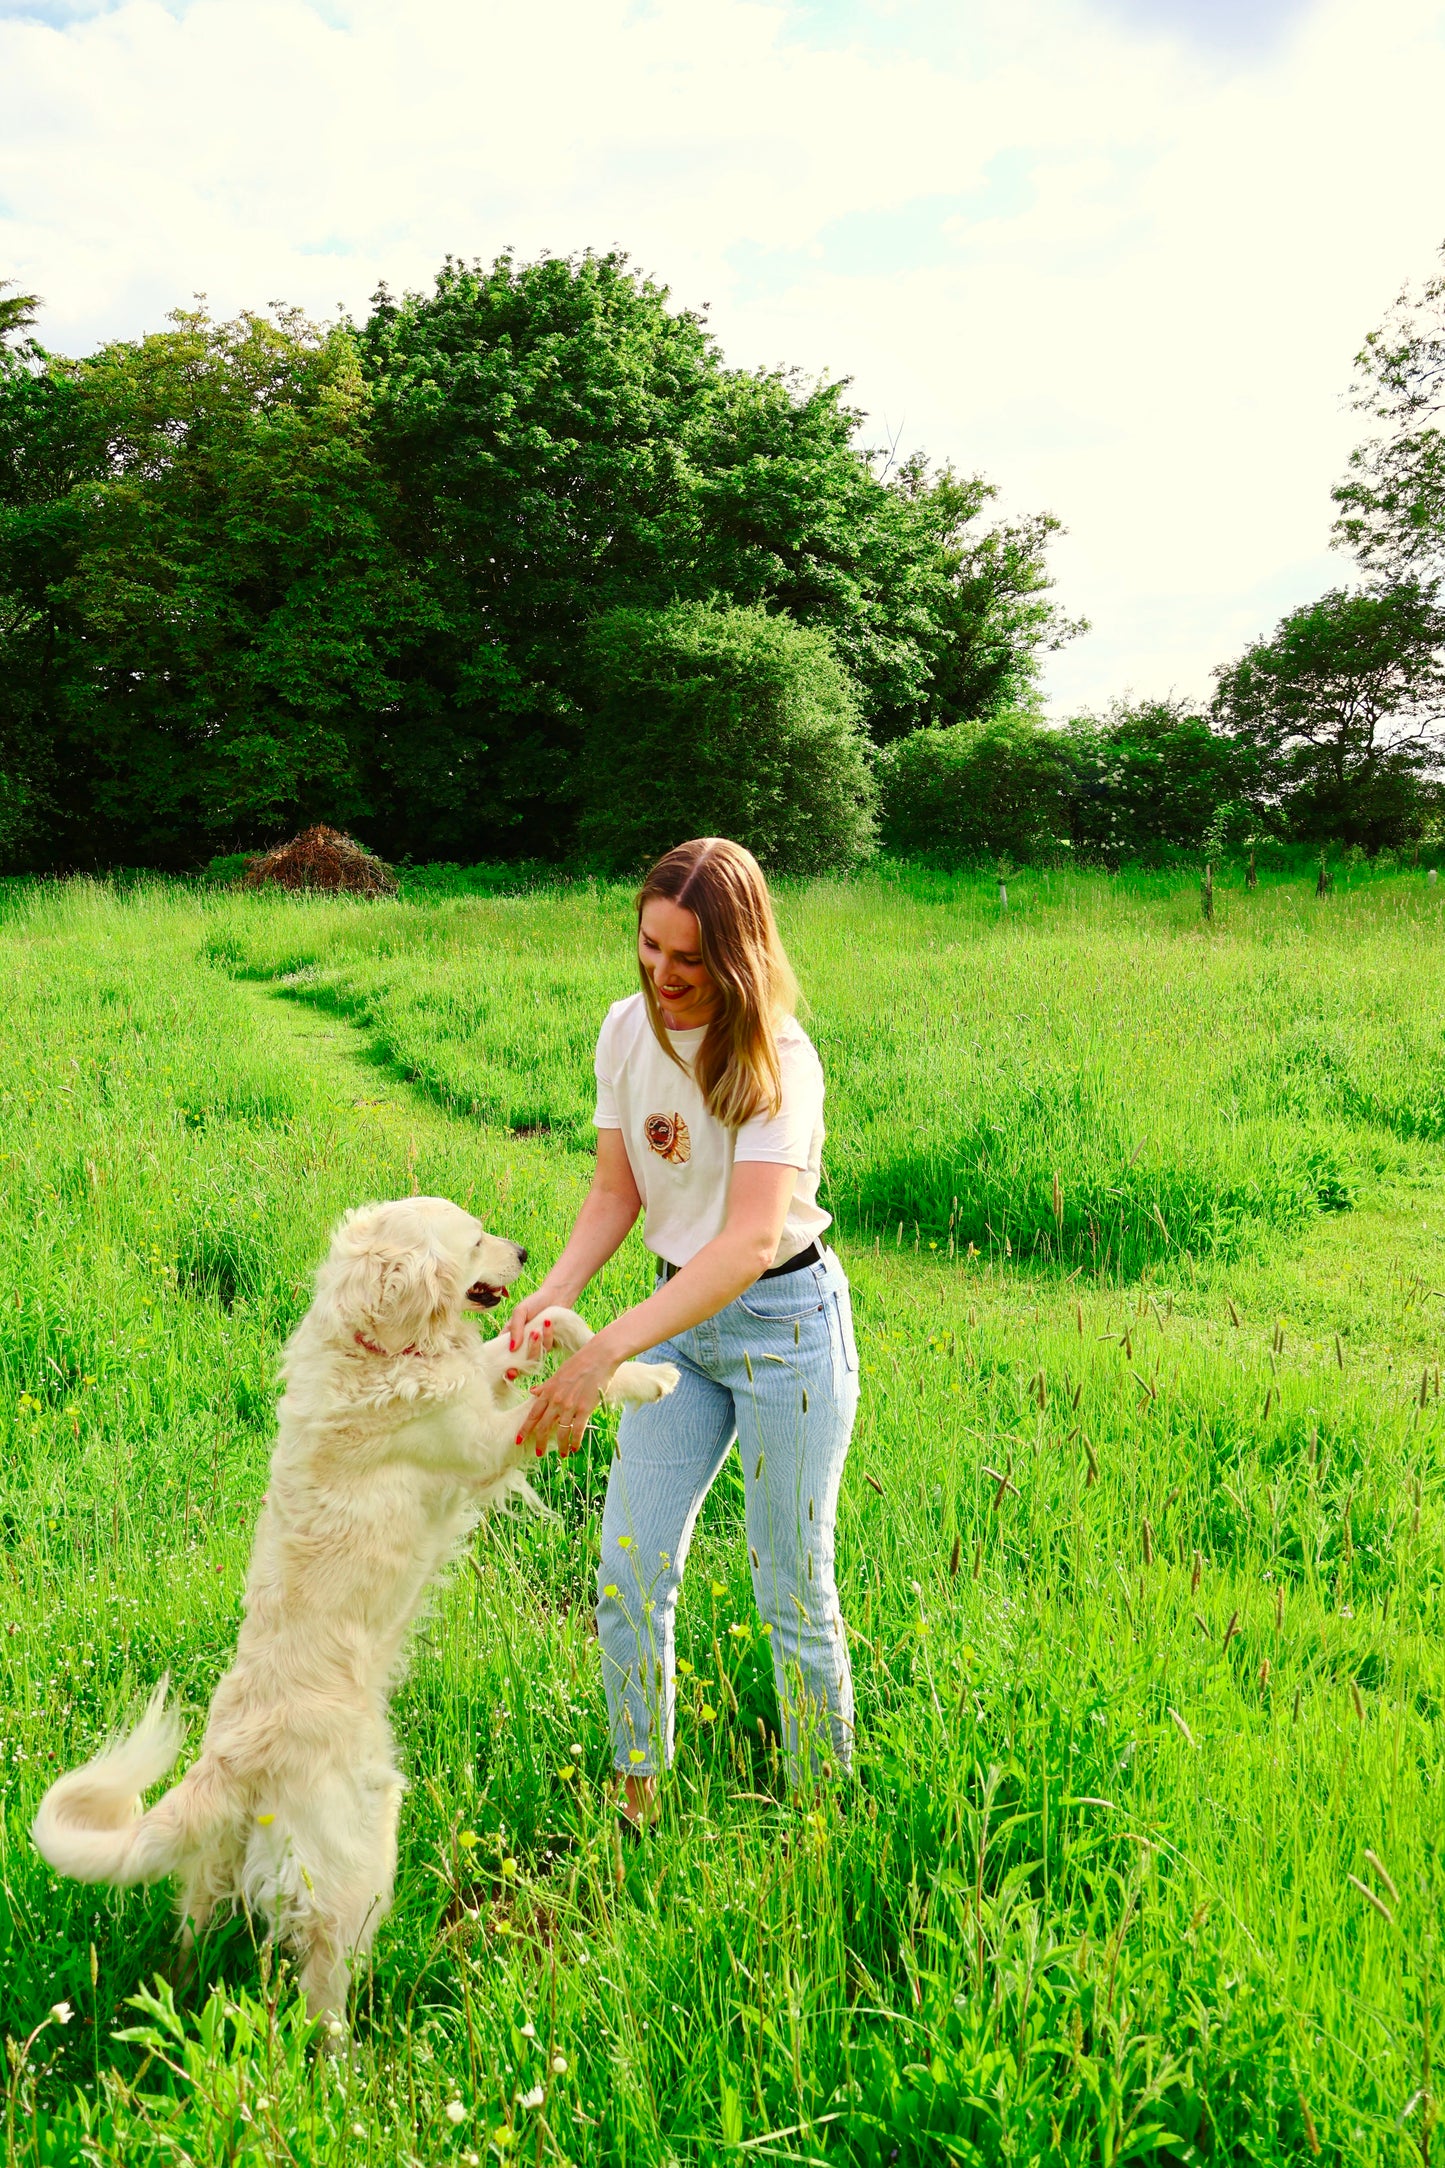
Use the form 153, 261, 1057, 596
505, 1130, 642, 1348
514, 1159, 798, 1454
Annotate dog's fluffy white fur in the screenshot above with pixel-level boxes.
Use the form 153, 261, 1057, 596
32, 1196, 677, 2018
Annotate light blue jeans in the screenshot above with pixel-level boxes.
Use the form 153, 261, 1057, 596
596, 1247, 858, 1783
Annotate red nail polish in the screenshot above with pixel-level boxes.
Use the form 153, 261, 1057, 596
505, 1368, 517, 1380
535, 1443, 544, 1457
515, 1434, 523, 1446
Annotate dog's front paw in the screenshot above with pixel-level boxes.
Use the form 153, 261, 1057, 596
612, 1359, 680, 1405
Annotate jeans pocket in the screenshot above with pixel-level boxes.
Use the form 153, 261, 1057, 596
831, 1289, 859, 1373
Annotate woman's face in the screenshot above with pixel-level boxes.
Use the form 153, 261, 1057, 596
639, 896, 719, 1030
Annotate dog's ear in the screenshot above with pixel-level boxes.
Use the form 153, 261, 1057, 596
322, 1208, 462, 1354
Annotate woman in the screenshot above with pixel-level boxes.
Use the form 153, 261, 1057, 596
509, 837, 858, 1826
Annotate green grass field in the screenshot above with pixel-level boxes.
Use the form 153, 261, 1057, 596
5, 859, 1445, 2165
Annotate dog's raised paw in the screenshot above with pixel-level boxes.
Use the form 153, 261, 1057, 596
609, 1359, 681, 1404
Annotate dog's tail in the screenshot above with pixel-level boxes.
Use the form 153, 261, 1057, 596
32, 1679, 195, 1887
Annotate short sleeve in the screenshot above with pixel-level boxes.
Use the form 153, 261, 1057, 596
733, 1033, 823, 1167
593, 1011, 621, 1130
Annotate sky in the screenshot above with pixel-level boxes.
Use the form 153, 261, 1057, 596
2, 0, 1443, 713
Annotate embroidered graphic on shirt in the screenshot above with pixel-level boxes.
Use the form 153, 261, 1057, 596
644, 1112, 691, 1165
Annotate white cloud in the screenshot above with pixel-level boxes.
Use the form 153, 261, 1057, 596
2, 0, 1443, 711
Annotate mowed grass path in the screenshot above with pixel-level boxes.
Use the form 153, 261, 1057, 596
4, 864, 1445, 2165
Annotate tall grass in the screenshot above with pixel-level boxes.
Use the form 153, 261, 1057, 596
2, 868, 1444, 2163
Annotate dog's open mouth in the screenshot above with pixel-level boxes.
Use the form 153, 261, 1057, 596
465, 1281, 507, 1310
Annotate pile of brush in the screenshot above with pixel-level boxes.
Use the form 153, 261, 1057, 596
243, 826, 398, 898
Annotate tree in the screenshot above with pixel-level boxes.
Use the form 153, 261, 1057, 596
0, 304, 434, 866
1333, 243, 1445, 583
1210, 583, 1445, 848
876, 713, 1070, 862
884, 458, 1086, 735
359, 252, 1080, 850
577, 601, 876, 875
0, 281, 41, 350
0, 250, 1083, 870
1062, 698, 1261, 862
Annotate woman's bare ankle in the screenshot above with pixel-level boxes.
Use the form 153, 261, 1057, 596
619, 1772, 658, 1826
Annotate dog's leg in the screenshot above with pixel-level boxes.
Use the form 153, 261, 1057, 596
288, 1768, 401, 2029
517, 1310, 678, 1406
606, 1359, 681, 1406
505, 1307, 593, 1370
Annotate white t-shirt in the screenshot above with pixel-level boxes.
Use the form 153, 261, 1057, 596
593, 992, 831, 1269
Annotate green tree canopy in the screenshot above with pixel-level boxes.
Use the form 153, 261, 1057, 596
876, 712, 1071, 863
1062, 698, 1261, 861
577, 601, 876, 875
1333, 244, 1445, 584
0, 251, 1080, 870
0, 303, 436, 865
1210, 582, 1445, 848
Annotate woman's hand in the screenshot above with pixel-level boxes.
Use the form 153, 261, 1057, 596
514, 1337, 621, 1459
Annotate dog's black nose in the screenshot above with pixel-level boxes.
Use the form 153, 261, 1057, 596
516, 1245, 528, 1266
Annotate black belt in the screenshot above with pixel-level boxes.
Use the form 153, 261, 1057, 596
660, 1238, 823, 1284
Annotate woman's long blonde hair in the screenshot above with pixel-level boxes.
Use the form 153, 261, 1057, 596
638, 838, 799, 1129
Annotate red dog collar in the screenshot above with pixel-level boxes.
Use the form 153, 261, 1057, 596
353, 1330, 421, 1358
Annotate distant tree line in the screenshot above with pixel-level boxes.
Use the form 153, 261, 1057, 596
882, 580, 1445, 866
0, 254, 1079, 874
2, 244, 1441, 878
885, 243, 1445, 869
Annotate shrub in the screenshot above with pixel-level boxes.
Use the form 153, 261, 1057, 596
876, 713, 1069, 862
1061, 699, 1263, 863
577, 601, 876, 875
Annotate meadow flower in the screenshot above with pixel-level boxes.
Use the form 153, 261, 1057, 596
445, 2099, 467, 2124
501, 1857, 518, 1879
557, 1763, 576, 1781
255, 1812, 275, 1826
351, 2125, 366, 2139
628, 1748, 646, 1764
551, 2054, 567, 2074
519, 2085, 545, 2110
603, 1583, 619, 1598
698, 1705, 716, 1722
458, 1829, 478, 1849
50, 2001, 73, 2025
617, 1535, 633, 1550
520, 2021, 535, 2038
569, 1743, 582, 1755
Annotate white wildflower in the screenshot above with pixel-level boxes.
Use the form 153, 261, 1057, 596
445, 2099, 467, 2124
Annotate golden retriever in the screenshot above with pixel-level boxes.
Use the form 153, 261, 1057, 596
32, 1196, 677, 2019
